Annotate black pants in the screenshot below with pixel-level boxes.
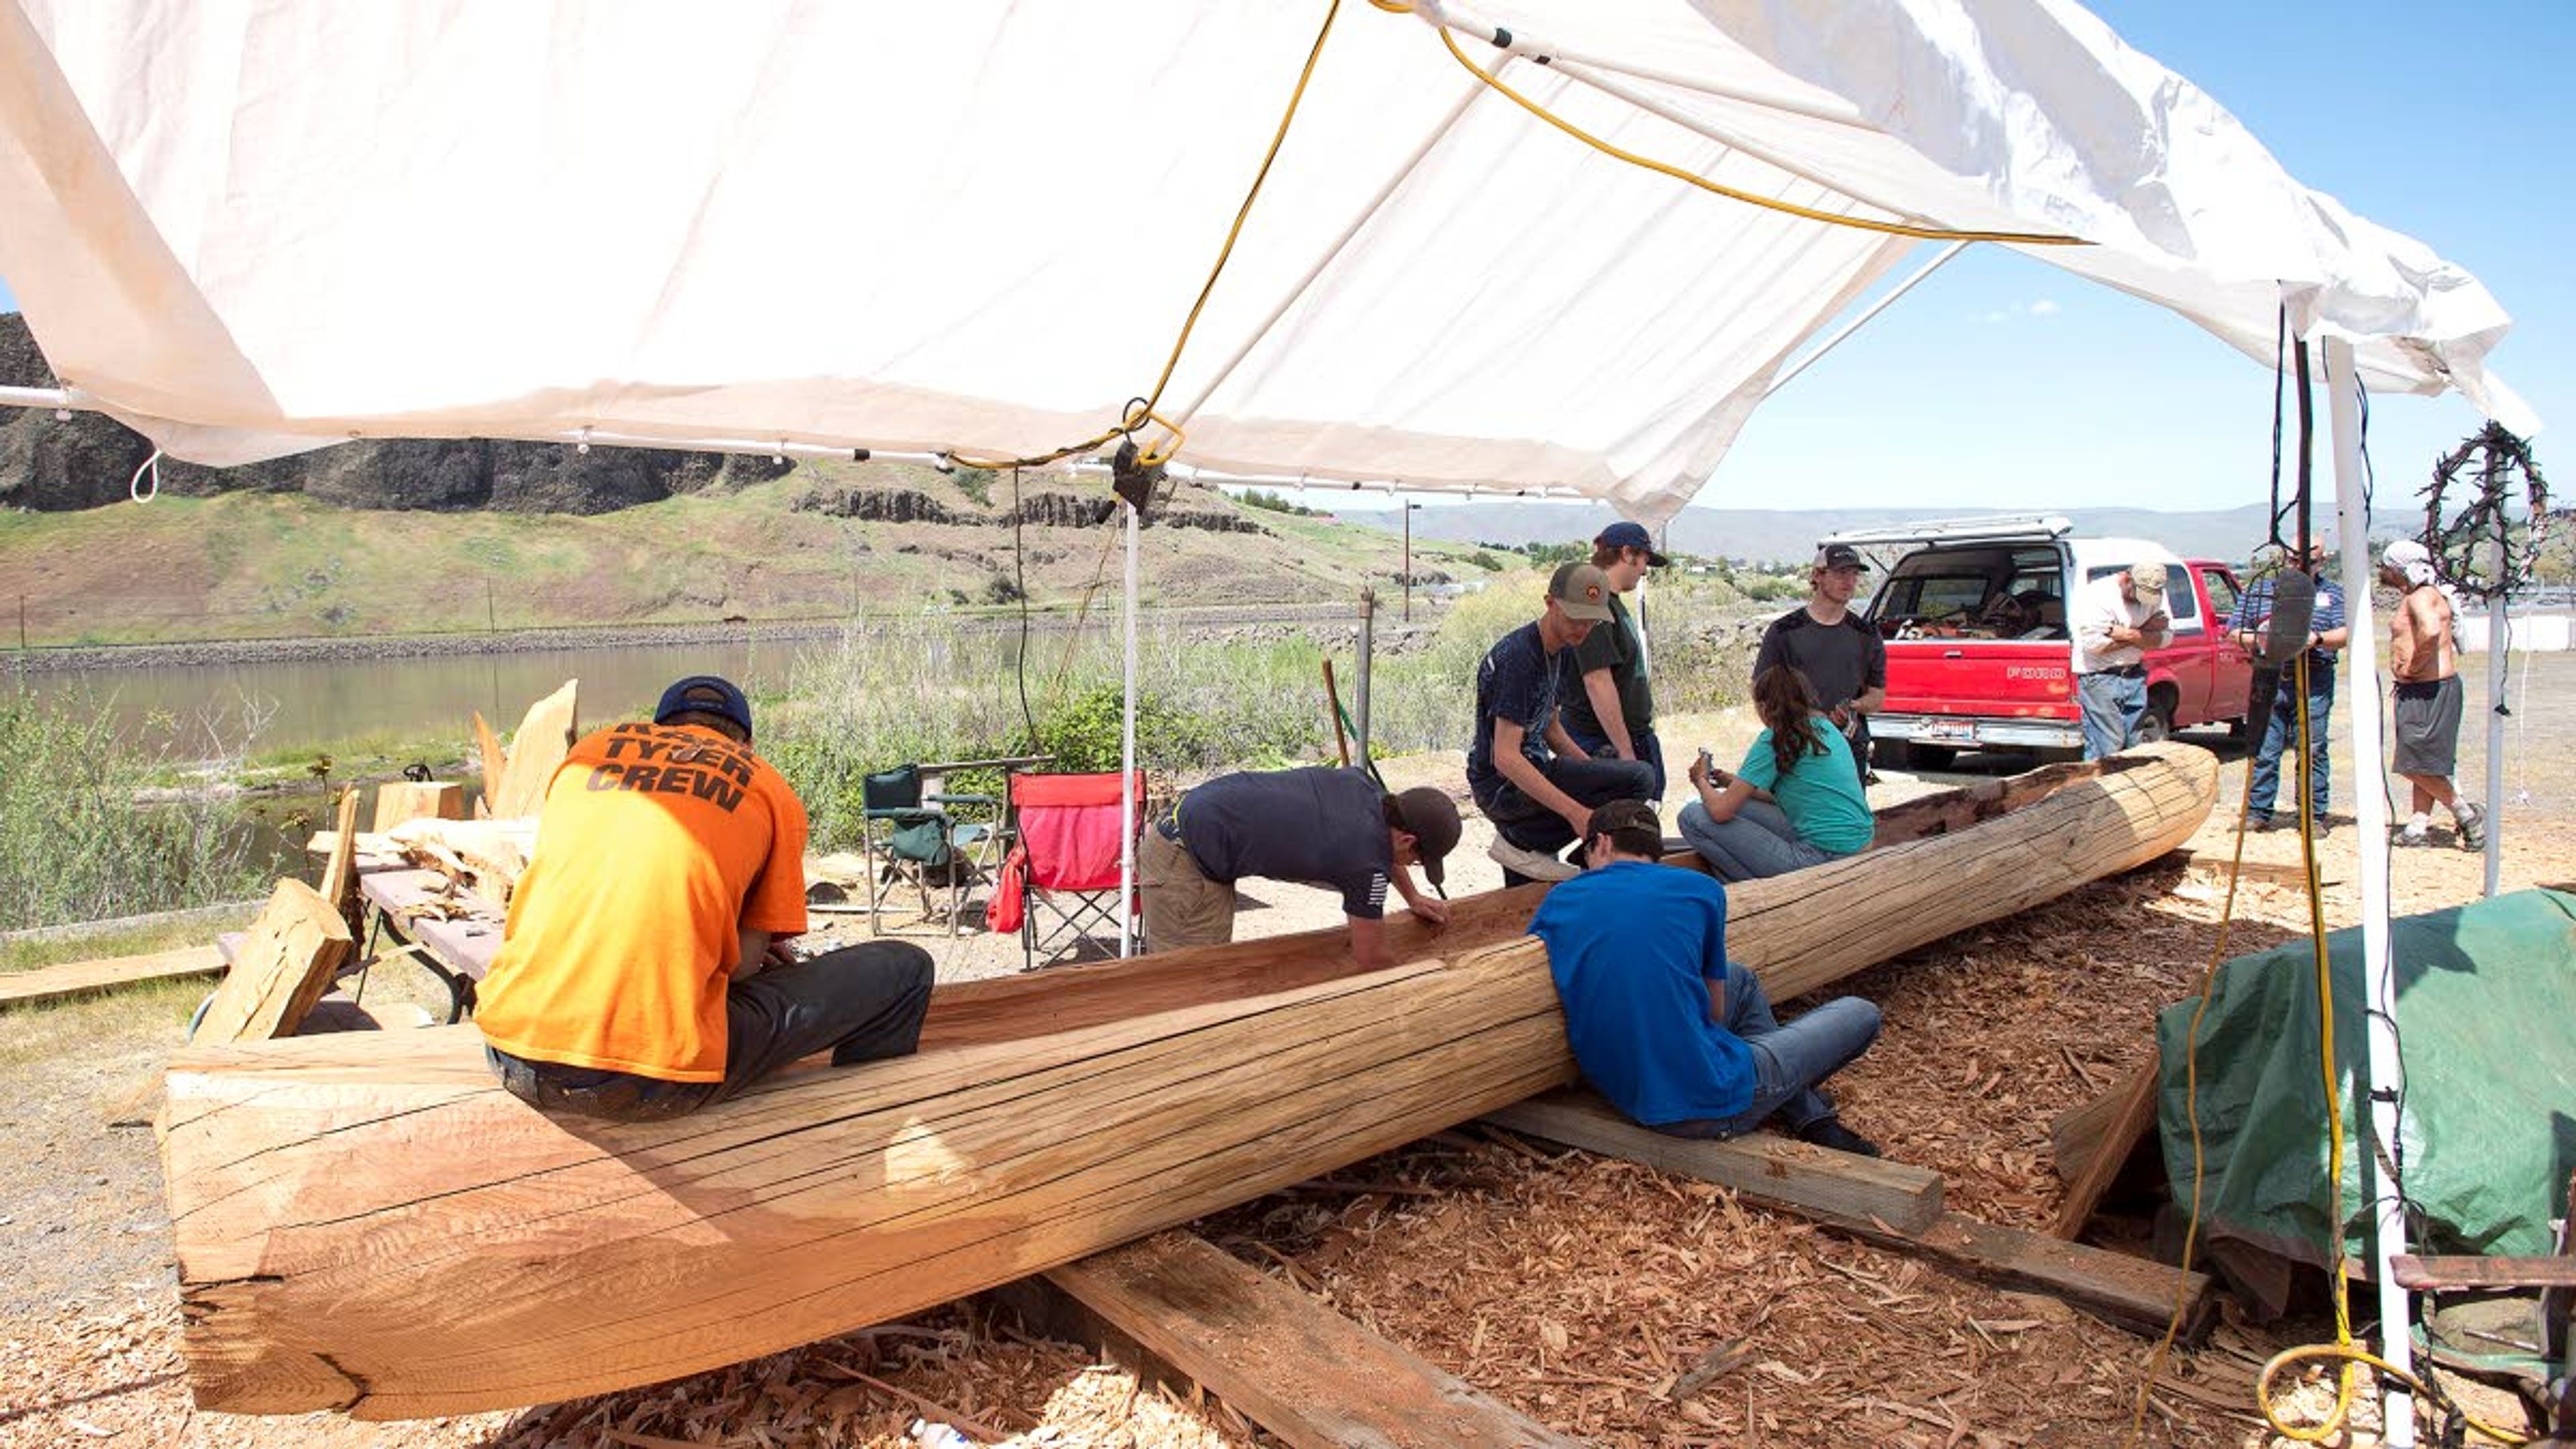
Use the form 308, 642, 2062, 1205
488, 941, 936, 1122
1481, 754, 1659, 855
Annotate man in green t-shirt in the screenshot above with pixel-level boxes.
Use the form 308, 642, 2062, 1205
1561, 521, 1667, 796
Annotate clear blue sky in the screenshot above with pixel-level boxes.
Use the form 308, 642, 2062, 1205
2, 3, 2563, 517
1713, 0, 2571, 514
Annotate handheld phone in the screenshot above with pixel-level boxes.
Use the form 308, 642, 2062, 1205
1697, 746, 1716, 779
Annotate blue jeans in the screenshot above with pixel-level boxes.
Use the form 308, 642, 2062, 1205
1567, 725, 1666, 798
2248, 664, 2335, 818
1479, 753, 1659, 855
487, 941, 934, 1122
1676, 797, 1841, 882
1656, 961, 1882, 1137
2079, 669, 2147, 761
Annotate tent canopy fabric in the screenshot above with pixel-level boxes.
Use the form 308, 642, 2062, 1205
0, 0, 2532, 521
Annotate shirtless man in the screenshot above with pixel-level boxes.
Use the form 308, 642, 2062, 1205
2378, 540, 2483, 849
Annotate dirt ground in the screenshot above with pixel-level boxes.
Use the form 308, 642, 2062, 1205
3, 655, 2569, 1447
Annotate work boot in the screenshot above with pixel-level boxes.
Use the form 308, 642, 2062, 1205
2250, 811, 2282, 833
1487, 837, 1579, 881
2455, 802, 2486, 850
1796, 1116, 1881, 1158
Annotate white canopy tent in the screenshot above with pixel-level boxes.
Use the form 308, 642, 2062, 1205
0, 3, 2538, 1438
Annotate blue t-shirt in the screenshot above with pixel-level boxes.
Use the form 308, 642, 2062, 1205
1528, 861, 1754, 1126
1735, 716, 1874, 855
1466, 622, 1578, 804
2226, 573, 2349, 671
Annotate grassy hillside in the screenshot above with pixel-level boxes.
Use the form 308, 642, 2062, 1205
0, 463, 1499, 645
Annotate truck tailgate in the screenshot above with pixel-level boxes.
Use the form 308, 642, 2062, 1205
1884, 639, 2076, 720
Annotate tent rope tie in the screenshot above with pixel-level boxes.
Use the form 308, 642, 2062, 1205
128, 447, 163, 503
945, 0, 1345, 475
1379, 1, 2088, 247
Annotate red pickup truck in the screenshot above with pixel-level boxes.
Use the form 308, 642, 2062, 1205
1832, 517, 2255, 768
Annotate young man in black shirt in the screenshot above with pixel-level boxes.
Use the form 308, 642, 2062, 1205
1469, 561, 1658, 881
1140, 767, 1462, 970
1561, 521, 1668, 797
1752, 543, 1886, 784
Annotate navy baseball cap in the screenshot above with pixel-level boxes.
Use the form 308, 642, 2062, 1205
1595, 520, 1670, 567
654, 675, 753, 740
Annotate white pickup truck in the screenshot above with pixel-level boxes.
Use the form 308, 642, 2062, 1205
1824, 515, 2255, 767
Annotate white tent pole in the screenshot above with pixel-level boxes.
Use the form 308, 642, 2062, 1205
1409, 3, 1868, 129
1164, 77, 1489, 433
0, 385, 75, 411
2325, 335, 2414, 1447
1118, 497, 1139, 959
1766, 242, 1968, 398
2483, 533, 2507, 898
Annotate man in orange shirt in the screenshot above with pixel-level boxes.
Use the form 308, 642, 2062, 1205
476, 676, 934, 1121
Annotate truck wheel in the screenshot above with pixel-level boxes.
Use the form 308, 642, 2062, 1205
2135, 692, 2176, 745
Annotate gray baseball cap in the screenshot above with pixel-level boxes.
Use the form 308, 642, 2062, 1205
1548, 561, 1615, 622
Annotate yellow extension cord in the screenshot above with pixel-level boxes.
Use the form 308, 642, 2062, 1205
2123, 658, 2530, 1446
1377, 0, 2090, 247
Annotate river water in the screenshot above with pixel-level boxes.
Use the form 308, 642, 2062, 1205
23, 639, 810, 754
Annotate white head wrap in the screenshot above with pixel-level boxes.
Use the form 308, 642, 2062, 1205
2382, 538, 2438, 588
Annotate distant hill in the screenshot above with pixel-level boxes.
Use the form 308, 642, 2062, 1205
1324, 498, 2406, 568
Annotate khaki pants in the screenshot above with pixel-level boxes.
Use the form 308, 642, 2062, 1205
1139, 826, 1235, 953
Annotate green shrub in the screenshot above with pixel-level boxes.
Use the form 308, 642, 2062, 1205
0, 688, 267, 930
951, 467, 997, 506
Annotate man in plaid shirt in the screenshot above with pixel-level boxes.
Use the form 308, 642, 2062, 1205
2226, 543, 2349, 832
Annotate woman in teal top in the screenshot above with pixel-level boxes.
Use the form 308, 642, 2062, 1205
1679, 665, 1874, 881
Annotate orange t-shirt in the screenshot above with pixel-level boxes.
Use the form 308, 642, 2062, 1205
474, 721, 810, 1083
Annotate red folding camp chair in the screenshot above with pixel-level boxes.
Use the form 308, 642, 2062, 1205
999, 771, 1146, 970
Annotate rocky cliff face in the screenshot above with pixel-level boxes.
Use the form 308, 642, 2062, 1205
0, 312, 791, 513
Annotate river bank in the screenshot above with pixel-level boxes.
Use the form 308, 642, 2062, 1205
3, 601, 1402, 677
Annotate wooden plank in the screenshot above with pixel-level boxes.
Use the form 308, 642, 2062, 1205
1484, 1088, 1944, 1234
317, 788, 363, 923
1045, 1232, 1585, 1449
0, 945, 225, 1009
1843, 1212, 2217, 1341
2048, 1076, 2132, 1184
186, 878, 354, 1046
488, 680, 578, 820
372, 781, 464, 833
2392, 1255, 2576, 1291
470, 711, 506, 819
1491, 1095, 2211, 1340
2052, 1060, 2160, 1240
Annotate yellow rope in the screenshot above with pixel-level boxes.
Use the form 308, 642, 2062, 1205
2121, 735, 2262, 1446
1397, 8, 2088, 248
947, 1, 1347, 472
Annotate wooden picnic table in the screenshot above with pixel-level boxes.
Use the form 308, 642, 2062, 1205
356, 867, 506, 1023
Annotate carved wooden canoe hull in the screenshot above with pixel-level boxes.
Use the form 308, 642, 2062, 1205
160, 743, 2214, 1417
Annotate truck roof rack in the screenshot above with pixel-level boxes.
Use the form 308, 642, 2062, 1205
1819, 514, 2074, 547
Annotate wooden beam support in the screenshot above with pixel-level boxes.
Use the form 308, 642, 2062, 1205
1491, 1089, 2213, 1341
2051, 1060, 2160, 1240
1038, 1232, 1583, 1449
0, 945, 226, 1010
1485, 1089, 1943, 1233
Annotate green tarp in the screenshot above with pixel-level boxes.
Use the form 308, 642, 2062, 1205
2156, 888, 2576, 1269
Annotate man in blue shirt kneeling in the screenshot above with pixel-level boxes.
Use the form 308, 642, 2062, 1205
1530, 800, 1884, 1155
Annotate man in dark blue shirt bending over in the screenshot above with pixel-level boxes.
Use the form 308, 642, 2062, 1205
1529, 800, 1883, 1155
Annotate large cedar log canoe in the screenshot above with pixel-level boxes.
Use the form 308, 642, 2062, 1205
160, 743, 2216, 1417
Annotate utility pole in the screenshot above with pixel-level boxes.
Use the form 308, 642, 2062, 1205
1402, 501, 1422, 623
486, 577, 497, 633
16, 594, 25, 652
